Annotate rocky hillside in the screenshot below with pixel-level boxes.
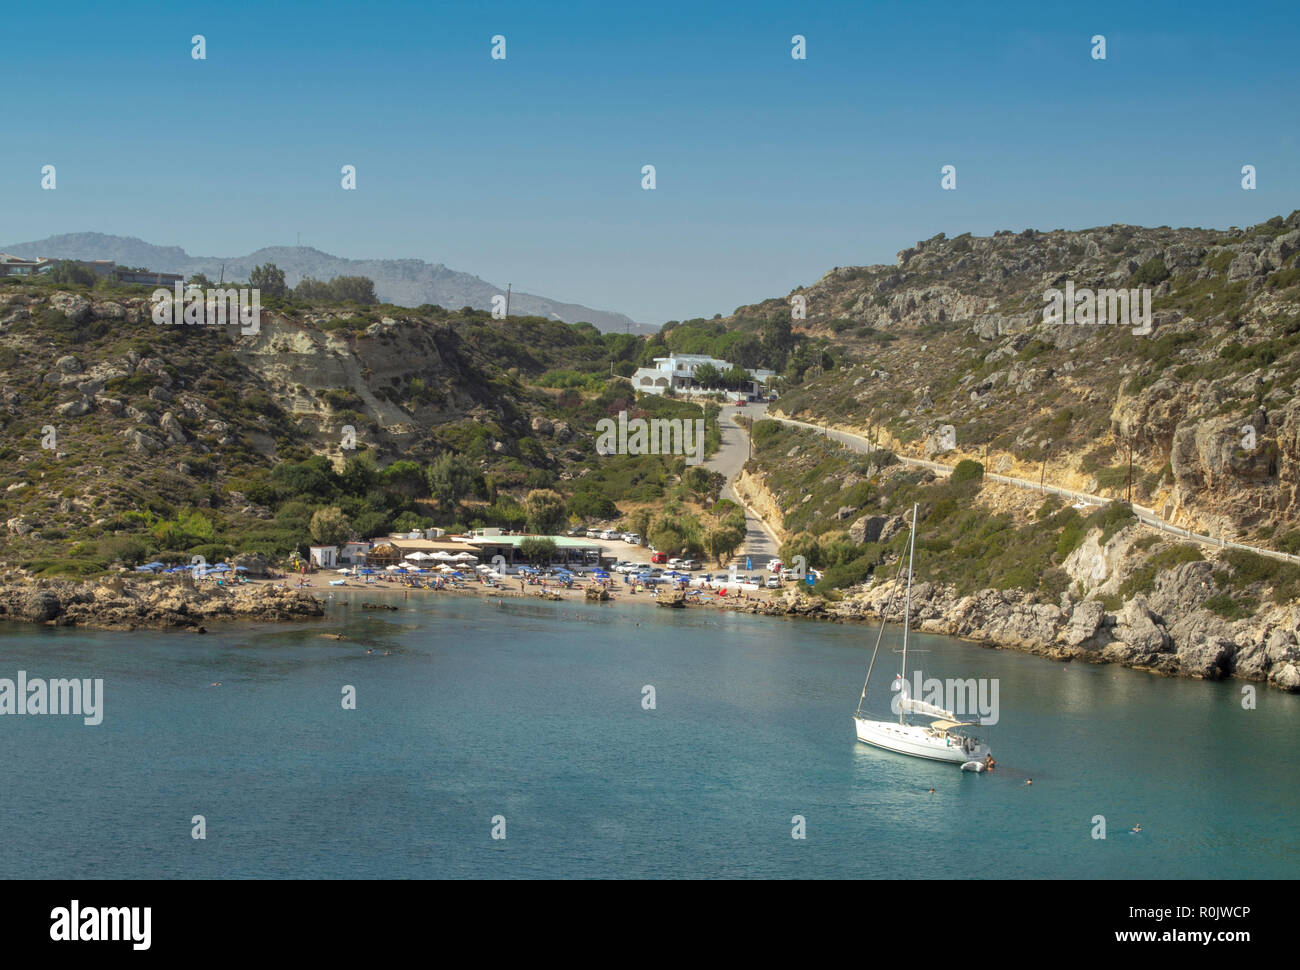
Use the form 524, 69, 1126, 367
750, 211, 1300, 547
0, 279, 706, 575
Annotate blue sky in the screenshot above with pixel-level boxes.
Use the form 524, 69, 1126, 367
2, 0, 1296, 323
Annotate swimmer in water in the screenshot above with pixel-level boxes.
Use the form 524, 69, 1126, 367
1132, 823, 1141, 833
1025, 777, 1032, 786
366, 648, 373, 655
928, 787, 935, 794
210, 682, 221, 687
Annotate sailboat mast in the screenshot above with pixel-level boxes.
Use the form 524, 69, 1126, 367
899, 502, 917, 725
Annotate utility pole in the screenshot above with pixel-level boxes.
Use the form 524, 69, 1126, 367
1040, 440, 1050, 489
1127, 438, 1134, 504
505, 283, 511, 318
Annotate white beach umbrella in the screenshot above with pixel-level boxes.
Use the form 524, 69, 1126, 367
451, 552, 478, 562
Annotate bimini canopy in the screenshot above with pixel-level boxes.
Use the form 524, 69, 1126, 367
929, 719, 981, 733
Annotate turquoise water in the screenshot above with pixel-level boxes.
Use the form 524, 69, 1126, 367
1, 591, 1296, 879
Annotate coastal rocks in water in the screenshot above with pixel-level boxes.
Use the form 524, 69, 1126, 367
1060, 600, 1108, 649
0, 577, 324, 630
1102, 597, 1172, 666
15, 590, 62, 622
1175, 635, 1235, 680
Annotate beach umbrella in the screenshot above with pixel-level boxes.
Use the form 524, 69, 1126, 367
451, 552, 478, 562
431, 551, 456, 561
360, 568, 376, 575
386, 565, 402, 571
335, 568, 350, 574
212, 563, 231, 572
234, 566, 248, 572
405, 551, 429, 561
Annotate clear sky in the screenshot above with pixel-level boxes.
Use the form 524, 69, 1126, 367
2, 0, 1296, 324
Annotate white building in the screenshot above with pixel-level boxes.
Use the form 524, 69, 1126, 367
631, 353, 775, 397
339, 541, 370, 565
309, 545, 338, 568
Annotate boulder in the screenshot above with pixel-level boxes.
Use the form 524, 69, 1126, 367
49, 293, 92, 322
55, 398, 91, 417
91, 301, 126, 319
849, 514, 906, 545
160, 411, 188, 445
232, 553, 270, 578
1061, 600, 1107, 648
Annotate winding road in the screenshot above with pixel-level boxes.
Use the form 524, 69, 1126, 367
770, 413, 1300, 567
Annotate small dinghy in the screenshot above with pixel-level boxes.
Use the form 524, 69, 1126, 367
961, 761, 986, 772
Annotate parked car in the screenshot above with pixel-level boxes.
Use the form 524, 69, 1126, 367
650, 552, 667, 564
765, 576, 781, 589
682, 559, 698, 570
615, 561, 638, 573
623, 533, 640, 544
766, 558, 783, 573
586, 529, 601, 538
600, 530, 616, 540
667, 558, 685, 568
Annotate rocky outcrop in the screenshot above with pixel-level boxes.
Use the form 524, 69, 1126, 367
720, 574, 1298, 692
848, 513, 906, 545
0, 576, 323, 631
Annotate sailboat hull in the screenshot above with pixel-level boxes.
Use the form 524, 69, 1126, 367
853, 717, 989, 764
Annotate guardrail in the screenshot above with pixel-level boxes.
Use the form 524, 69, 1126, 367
773, 415, 1300, 566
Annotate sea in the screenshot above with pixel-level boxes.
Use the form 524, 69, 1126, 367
2, 590, 1296, 879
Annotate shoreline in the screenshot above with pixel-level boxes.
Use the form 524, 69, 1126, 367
4, 566, 1296, 693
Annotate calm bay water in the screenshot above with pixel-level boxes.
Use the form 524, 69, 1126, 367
2, 591, 1296, 879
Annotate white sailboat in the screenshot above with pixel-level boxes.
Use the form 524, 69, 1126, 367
852, 503, 993, 766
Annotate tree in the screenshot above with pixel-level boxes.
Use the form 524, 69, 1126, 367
427, 453, 482, 512
693, 363, 723, 389
49, 261, 99, 287
249, 263, 287, 297
330, 275, 378, 305
380, 460, 427, 500
723, 365, 751, 391
339, 451, 379, 496
294, 276, 333, 301
524, 489, 566, 535
519, 536, 558, 564
188, 272, 212, 287
309, 506, 352, 546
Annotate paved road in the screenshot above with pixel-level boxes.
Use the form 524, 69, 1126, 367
771, 414, 1300, 566
706, 402, 782, 567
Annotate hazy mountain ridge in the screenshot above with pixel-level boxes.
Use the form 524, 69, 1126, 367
3, 232, 653, 334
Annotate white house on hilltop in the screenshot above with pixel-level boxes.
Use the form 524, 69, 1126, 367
631, 353, 775, 397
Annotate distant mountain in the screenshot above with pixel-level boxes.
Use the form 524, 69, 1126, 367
2, 232, 656, 334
